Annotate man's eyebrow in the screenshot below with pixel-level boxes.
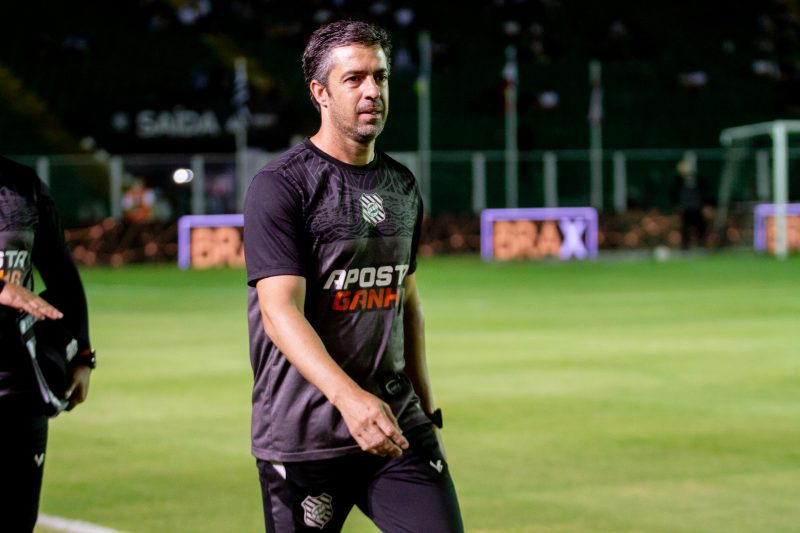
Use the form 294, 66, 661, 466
339, 67, 389, 78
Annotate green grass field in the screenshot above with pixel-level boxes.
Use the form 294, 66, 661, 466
35, 253, 800, 533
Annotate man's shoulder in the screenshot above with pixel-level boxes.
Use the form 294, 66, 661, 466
247, 144, 318, 210
249, 142, 316, 190
376, 150, 416, 180
0, 156, 41, 201
262, 141, 315, 174
375, 151, 420, 198
0, 156, 37, 183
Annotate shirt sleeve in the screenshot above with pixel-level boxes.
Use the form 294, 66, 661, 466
243, 168, 306, 287
31, 179, 91, 351
407, 185, 424, 276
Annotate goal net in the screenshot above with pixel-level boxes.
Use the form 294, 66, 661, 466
719, 121, 800, 258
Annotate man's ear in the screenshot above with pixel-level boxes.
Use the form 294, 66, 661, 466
310, 80, 328, 108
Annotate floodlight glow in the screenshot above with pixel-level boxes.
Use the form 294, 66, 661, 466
173, 168, 194, 184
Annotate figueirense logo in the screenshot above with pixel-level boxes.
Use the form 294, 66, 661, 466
360, 193, 385, 226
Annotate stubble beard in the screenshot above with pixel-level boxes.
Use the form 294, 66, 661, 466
354, 120, 384, 143
335, 112, 385, 144
327, 94, 387, 144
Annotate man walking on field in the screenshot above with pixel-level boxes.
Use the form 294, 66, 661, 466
244, 20, 463, 532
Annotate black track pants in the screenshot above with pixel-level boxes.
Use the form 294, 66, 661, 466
0, 414, 48, 533
257, 424, 463, 533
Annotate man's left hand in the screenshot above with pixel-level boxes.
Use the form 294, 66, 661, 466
65, 365, 91, 411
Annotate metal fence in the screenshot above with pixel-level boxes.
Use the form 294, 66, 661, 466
9, 147, 800, 228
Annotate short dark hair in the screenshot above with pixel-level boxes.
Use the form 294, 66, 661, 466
302, 20, 392, 112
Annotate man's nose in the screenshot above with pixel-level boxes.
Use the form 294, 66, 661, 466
363, 77, 381, 99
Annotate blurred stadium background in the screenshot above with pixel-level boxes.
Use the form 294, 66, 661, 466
3, 0, 800, 532
4, 0, 800, 258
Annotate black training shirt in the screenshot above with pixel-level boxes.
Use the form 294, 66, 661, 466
244, 139, 428, 461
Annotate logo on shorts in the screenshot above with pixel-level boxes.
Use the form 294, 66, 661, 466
429, 459, 444, 474
360, 193, 386, 225
302, 493, 333, 529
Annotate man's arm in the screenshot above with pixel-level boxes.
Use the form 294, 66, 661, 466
402, 273, 447, 455
256, 275, 409, 457
401, 273, 434, 415
0, 277, 90, 411
32, 179, 93, 410
32, 181, 91, 350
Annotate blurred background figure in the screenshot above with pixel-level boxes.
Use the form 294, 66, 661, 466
122, 177, 155, 224
673, 157, 709, 250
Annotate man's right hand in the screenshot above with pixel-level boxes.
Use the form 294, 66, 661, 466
0, 283, 63, 320
335, 386, 410, 458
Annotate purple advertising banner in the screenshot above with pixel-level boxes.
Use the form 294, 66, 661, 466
753, 203, 800, 252
480, 207, 598, 261
177, 214, 244, 269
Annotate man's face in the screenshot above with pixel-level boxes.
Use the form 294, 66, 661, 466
322, 44, 389, 144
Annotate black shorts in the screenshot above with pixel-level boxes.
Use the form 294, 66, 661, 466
257, 423, 463, 533
0, 406, 48, 533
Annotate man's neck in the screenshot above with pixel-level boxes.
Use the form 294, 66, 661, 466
309, 130, 375, 166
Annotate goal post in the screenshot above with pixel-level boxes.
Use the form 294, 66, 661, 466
720, 120, 800, 260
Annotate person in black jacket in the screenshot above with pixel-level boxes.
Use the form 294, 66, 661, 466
673, 158, 709, 249
0, 155, 95, 532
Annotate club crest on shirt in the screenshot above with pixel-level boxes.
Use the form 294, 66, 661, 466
360, 193, 386, 225
302, 493, 333, 529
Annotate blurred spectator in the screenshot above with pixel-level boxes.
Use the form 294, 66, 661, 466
394, 6, 415, 27
176, 0, 211, 26
503, 20, 522, 38
672, 158, 709, 249
393, 46, 414, 71
529, 22, 549, 62
679, 71, 709, 89
313, 7, 334, 25
369, 0, 391, 17
122, 177, 155, 224
536, 90, 559, 109
752, 59, 782, 80
207, 173, 236, 214
605, 18, 634, 60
